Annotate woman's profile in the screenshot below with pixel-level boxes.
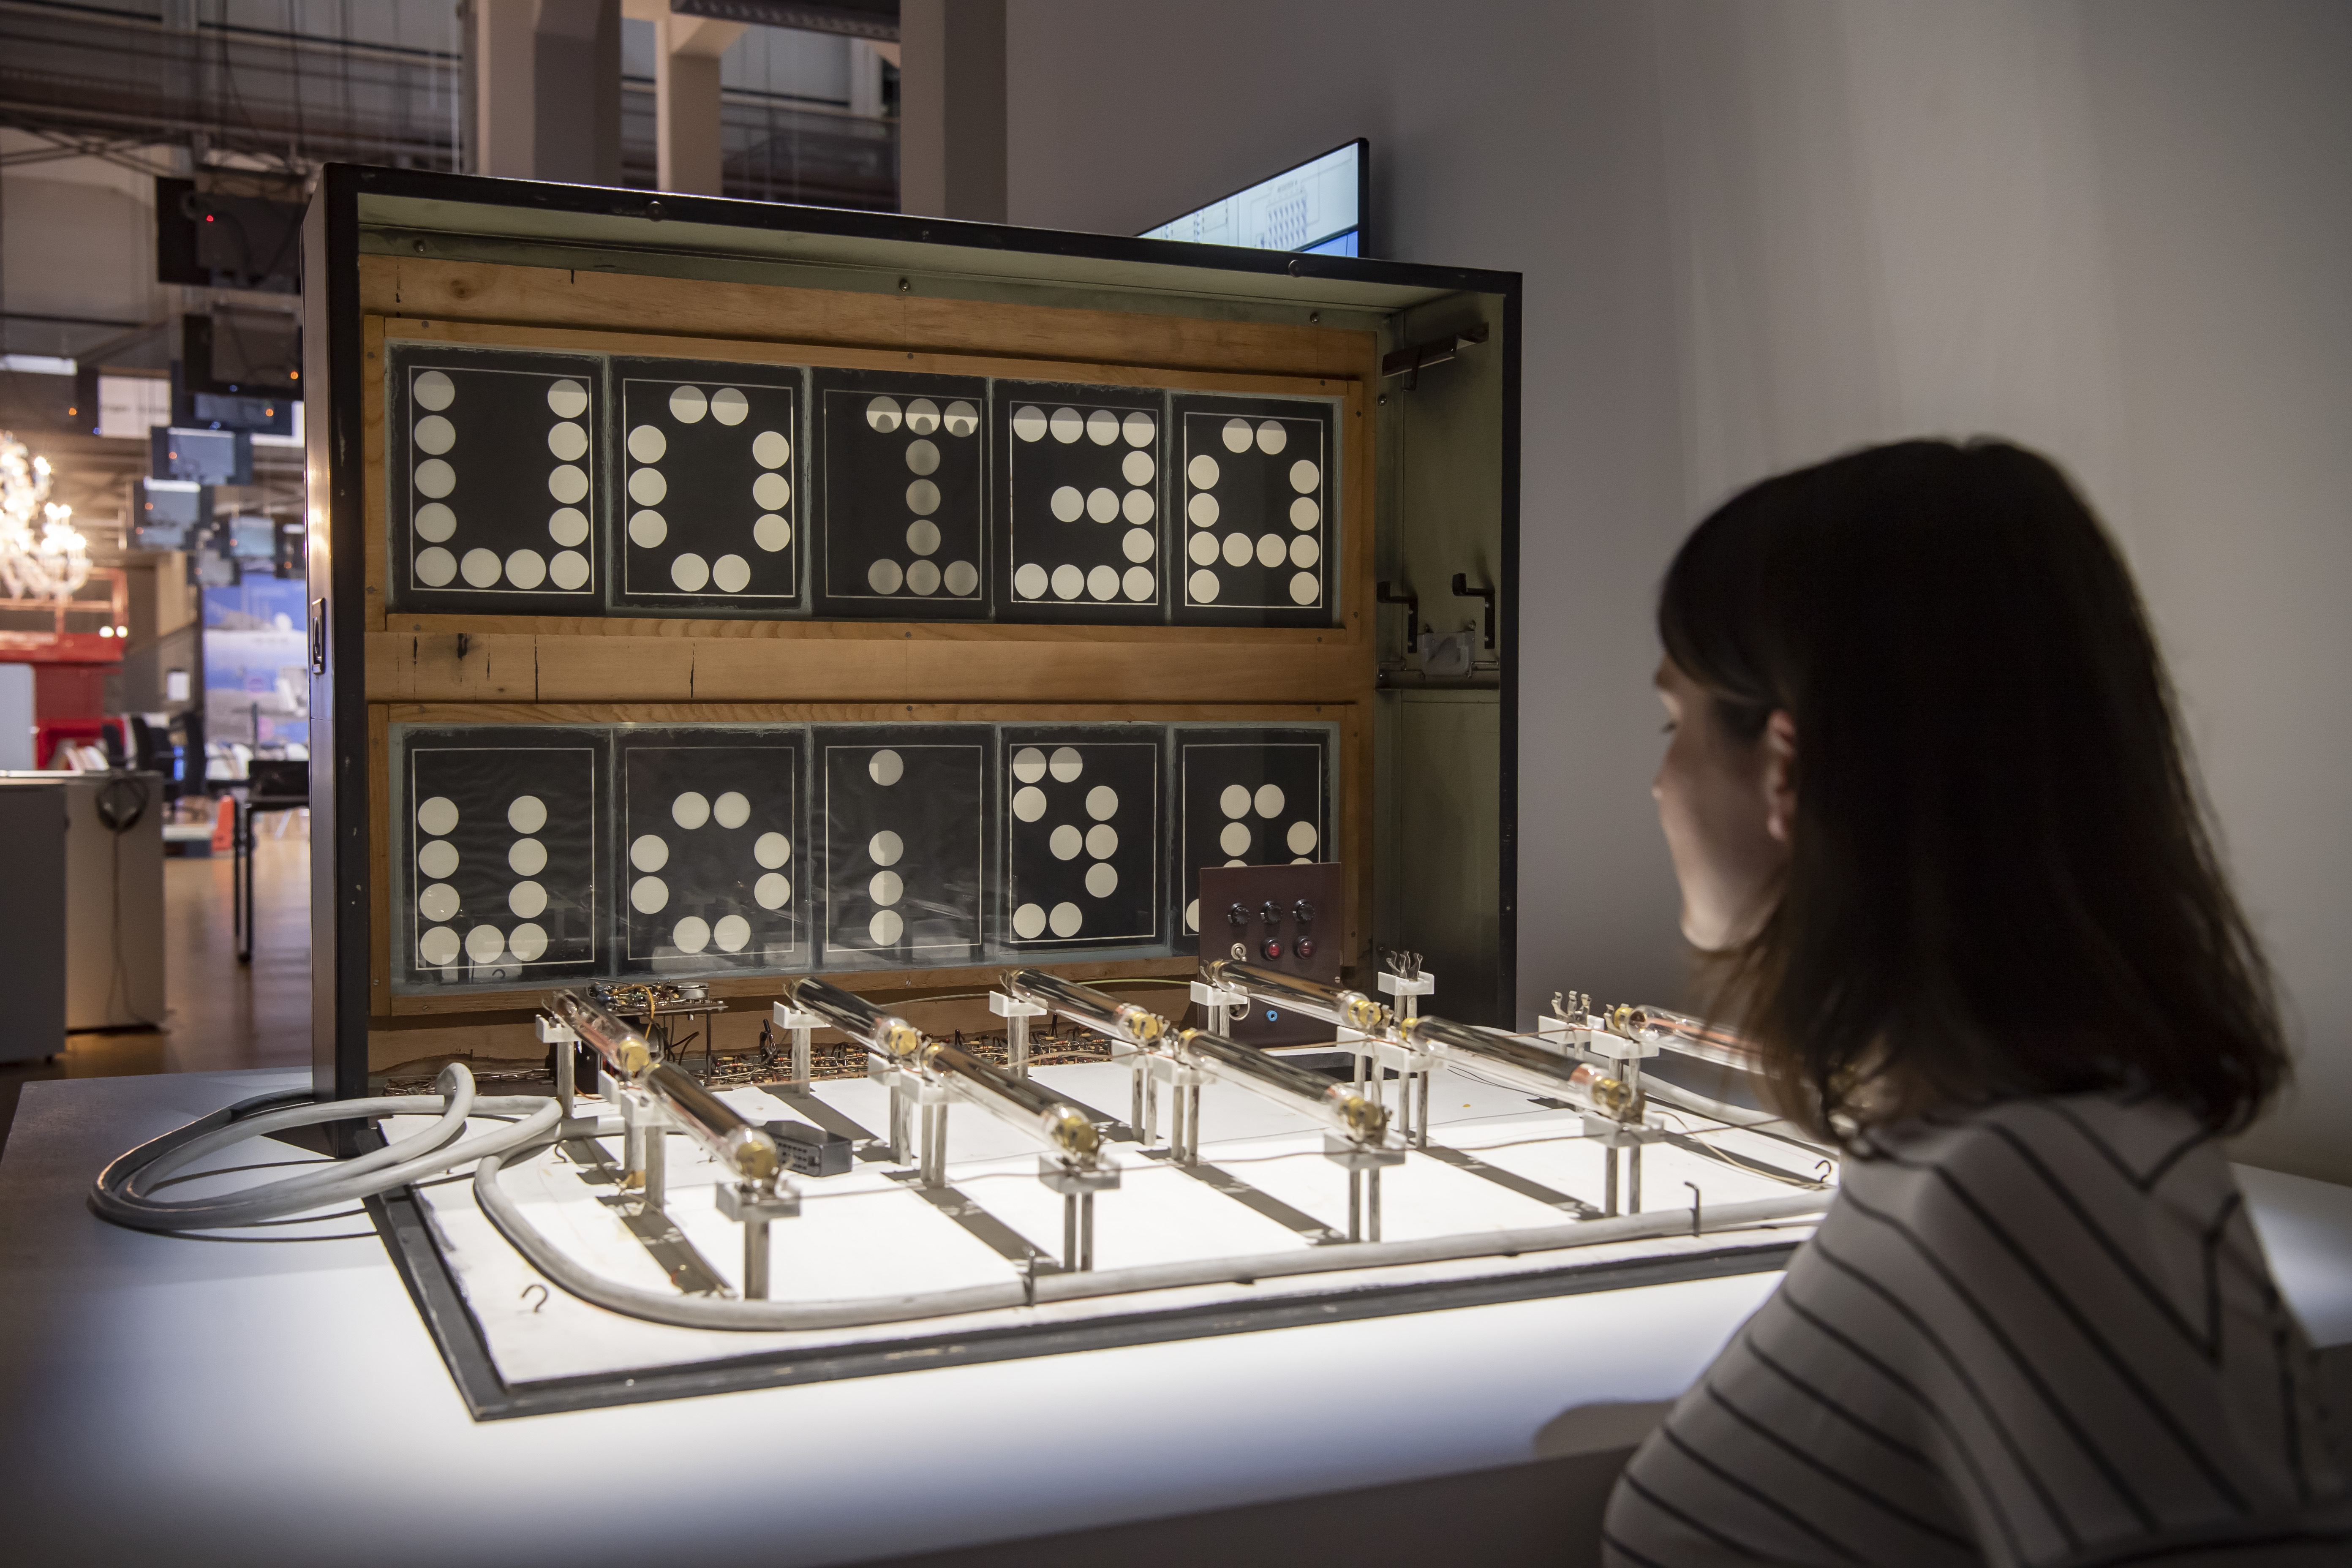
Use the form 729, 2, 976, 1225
1603, 440, 2348, 1565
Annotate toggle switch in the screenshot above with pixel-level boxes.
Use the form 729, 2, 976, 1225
1229, 942, 1247, 961
1262, 938, 1284, 961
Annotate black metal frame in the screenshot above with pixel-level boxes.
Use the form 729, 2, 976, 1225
306, 165, 1523, 1102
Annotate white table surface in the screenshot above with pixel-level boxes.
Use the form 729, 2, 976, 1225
4, 1068, 2346, 1568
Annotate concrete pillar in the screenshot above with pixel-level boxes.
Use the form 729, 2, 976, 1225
471, 0, 539, 179
653, 12, 744, 195
898, 0, 1005, 222
470, 0, 621, 185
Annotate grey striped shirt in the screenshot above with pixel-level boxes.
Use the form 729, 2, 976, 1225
1604, 1092, 2349, 1565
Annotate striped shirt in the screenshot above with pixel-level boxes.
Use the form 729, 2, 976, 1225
1604, 1092, 2349, 1565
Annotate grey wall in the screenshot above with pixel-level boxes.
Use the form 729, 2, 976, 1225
1002, 0, 2352, 1183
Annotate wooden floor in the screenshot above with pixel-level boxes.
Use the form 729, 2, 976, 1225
0, 823, 313, 1152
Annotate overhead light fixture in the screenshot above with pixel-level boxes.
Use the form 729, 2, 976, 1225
0, 431, 91, 603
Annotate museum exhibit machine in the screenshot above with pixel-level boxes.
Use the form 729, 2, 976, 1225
92, 167, 1838, 1417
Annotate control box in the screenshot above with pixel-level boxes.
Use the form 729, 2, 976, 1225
1196, 862, 1344, 1045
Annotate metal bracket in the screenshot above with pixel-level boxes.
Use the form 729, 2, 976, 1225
1190, 978, 1249, 1026
1036, 1156, 1119, 1272
989, 990, 1048, 1079
770, 1002, 823, 1086
714, 1178, 801, 1300
1323, 1134, 1407, 1243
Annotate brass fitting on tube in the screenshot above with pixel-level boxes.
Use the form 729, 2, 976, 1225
1049, 1107, 1101, 1162
549, 989, 653, 1080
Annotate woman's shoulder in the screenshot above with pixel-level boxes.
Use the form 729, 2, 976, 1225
1848, 1089, 2226, 1207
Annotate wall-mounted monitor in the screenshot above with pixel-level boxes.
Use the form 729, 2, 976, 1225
1139, 139, 1368, 258
133, 479, 212, 550
151, 426, 253, 486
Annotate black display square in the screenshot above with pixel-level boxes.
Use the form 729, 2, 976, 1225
1171, 395, 1338, 627
994, 383, 1167, 623
617, 730, 804, 973
817, 729, 989, 965
613, 360, 801, 611
999, 728, 1162, 949
1176, 728, 1334, 937
814, 371, 988, 618
397, 727, 606, 987
386, 344, 602, 610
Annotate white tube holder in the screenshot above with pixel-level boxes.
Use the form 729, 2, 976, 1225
770, 1002, 825, 1086
988, 990, 1048, 1079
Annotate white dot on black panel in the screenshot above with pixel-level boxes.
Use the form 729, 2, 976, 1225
1292, 496, 1320, 531
547, 421, 588, 461
754, 515, 790, 553
418, 795, 460, 835
419, 926, 459, 965
510, 880, 547, 918
1085, 863, 1118, 898
419, 882, 459, 922
907, 518, 941, 555
1087, 565, 1118, 600
1013, 786, 1047, 822
1220, 822, 1251, 856
1012, 748, 1047, 783
869, 909, 904, 946
1291, 536, 1319, 569
1257, 420, 1288, 455
1049, 824, 1082, 860
506, 549, 547, 589
1188, 494, 1219, 529
710, 388, 748, 426
1049, 902, 1083, 937
413, 370, 455, 411
672, 917, 710, 954
1086, 823, 1117, 859
1013, 903, 1046, 940
906, 479, 940, 515
1291, 857, 1312, 866
752, 430, 789, 468
414, 415, 455, 455
1256, 533, 1286, 568
550, 551, 590, 590
1224, 857, 1246, 868
632, 875, 669, 912
549, 507, 588, 547
1184, 898, 1199, 931
713, 915, 750, 953
1122, 450, 1154, 486
1188, 454, 1220, 488
508, 795, 548, 833
712, 554, 751, 593
906, 559, 941, 595
1288, 821, 1320, 855
1123, 411, 1154, 446
550, 465, 589, 505
870, 870, 903, 906
905, 438, 940, 476
672, 553, 710, 592
461, 548, 501, 587
1123, 567, 1154, 600
755, 873, 790, 909
1051, 564, 1084, 600
1049, 487, 1083, 523
629, 468, 666, 506
510, 923, 550, 961
1221, 533, 1251, 568
943, 560, 977, 596
713, 791, 750, 830
1123, 490, 1155, 525
1290, 459, 1321, 493
548, 380, 589, 419
1012, 406, 1047, 442
509, 838, 547, 875
1187, 534, 1217, 566
414, 459, 455, 499
632, 834, 670, 871
1049, 747, 1083, 782
1086, 488, 1118, 524
1190, 568, 1220, 603
905, 398, 940, 436
466, 925, 506, 964
943, 401, 978, 437
629, 424, 667, 463
1255, 785, 1285, 819
671, 386, 709, 424
868, 753, 904, 789
1220, 786, 1250, 819
1086, 785, 1119, 820
1290, 571, 1319, 606
754, 831, 790, 868
752, 473, 790, 510
630, 509, 667, 547
868, 559, 903, 593
866, 396, 901, 433
416, 503, 456, 543
1222, 418, 1252, 453
1014, 563, 1048, 599
1086, 410, 1119, 445
1049, 408, 1082, 444
416, 547, 456, 586
673, 792, 711, 829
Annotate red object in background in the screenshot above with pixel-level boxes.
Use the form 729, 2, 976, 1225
35, 717, 126, 768
211, 797, 235, 852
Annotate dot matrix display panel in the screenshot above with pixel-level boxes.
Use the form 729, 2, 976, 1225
389, 720, 1328, 994
382, 344, 1338, 626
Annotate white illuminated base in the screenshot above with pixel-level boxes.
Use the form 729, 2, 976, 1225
401, 1062, 1830, 1386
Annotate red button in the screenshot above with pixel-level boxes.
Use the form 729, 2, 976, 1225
1296, 937, 1315, 959
1262, 939, 1283, 961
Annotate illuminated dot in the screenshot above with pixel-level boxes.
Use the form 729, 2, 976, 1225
1184, 899, 1199, 932
752, 430, 789, 467
631, 875, 669, 912
547, 380, 588, 419
1051, 564, 1084, 600
1086, 410, 1119, 445
754, 832, 790, 868
414, 414, 455, 455
1012, 747, 1047, 783
672, 792, 710, 829
628, 424, 667, 463
509, 923, 548, 961
1122, 489, 1155, 525
632, 834, 669, 871
1049, 824, 1083, 860
1290, 459, 1320, 493
713, 791, 750, 829
1122, 450, 1154, 486
1086, 785, 1119, 820
943, 400, 977, 436
1085, 863, 1118, 898
1049, 902, 1083, 937
415, 503, 455, 543
548, 507, 588, 547
1222, 533, 1252, 567
417, 796, 459, 835
419, 882, 459, 922
1220, 785, 1249, 818
1013, 903, 1047, 939
1087, 564, 1119, 600
465, 924, 505, 964
755, 873, 790, 908
505, 549, 547, 588
943, 560, 978, 595
1189, 568, 1220, 603
1086, 824, 1117, 858
1123, 411, 1155, 446
1188, 454, 1219, 488
869, 751, 904, 788
670, 386, 708, 423
905, 398, 940, 435
713, 915, 751, 952
868, 559, 903, 593
1123, 566, 1154, 599
868, 909, 904, 945
868, 827, 902, 860
1290, 571, 1319, 605
754, 515, 790, 552
1187, 494, 1219, 528
709, 387, 748, 426
1087, 488, 1119, 524
907, 518, 941, 555
549, 551, 590, 590
905, 438, 940, 476
1291, 535, 1319, 568
629, 510, 667, 548
419, 926, 459, 965
508, 795, 547, 833
414, 459, 455, 498
906, 479, 940, 514
1257, 420, 1288, 455
627, 468, 664, 505
547, 421, 587, 461
865, 395, 901, 433
412, 370, 454, 411
1288, 820, 1320, 855
712, 554, 751, 593
1188, 534, 1218, 566
1220, 822, 1250, 856
1013, 786, 1047, 822
1050, 747, 1083, 782
508, 838, 546, 876
1049, 407, 1083, 444
1222, 418, 1252, 453
1050, 486, 1083, 523
1256, 533, 1286, 568
509, 881, 547, 919
672, 916, 710, 954
752, 473, 790, 510
869, 870, 903, 906
906, 559, 940, 594
672, 553, 710, 591
1291, 497, 1320, 531
1012, 406, 1048, 442
460, 548, 500, 587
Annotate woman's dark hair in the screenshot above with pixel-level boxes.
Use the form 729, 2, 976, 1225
1658, 438, 2286, 1141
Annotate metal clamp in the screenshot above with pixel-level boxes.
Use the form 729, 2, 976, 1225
599, 1067, 675, 1206
1189, 978, 1249, 1026
1323, 1133, 1407, 1242
770, 1002, 824, 1086
988, 990, 1048, 1079
538, 1012, 583, 1122
713, 1177, 800, 1299
1036, 1156, 1120, 1271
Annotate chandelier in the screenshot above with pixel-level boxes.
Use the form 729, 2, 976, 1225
0, 431, 90, 602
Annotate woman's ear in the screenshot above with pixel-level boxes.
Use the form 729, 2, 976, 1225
1762, 710, 1798, 843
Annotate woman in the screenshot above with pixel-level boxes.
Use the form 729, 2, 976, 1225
1603, 441, 2347, 1565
